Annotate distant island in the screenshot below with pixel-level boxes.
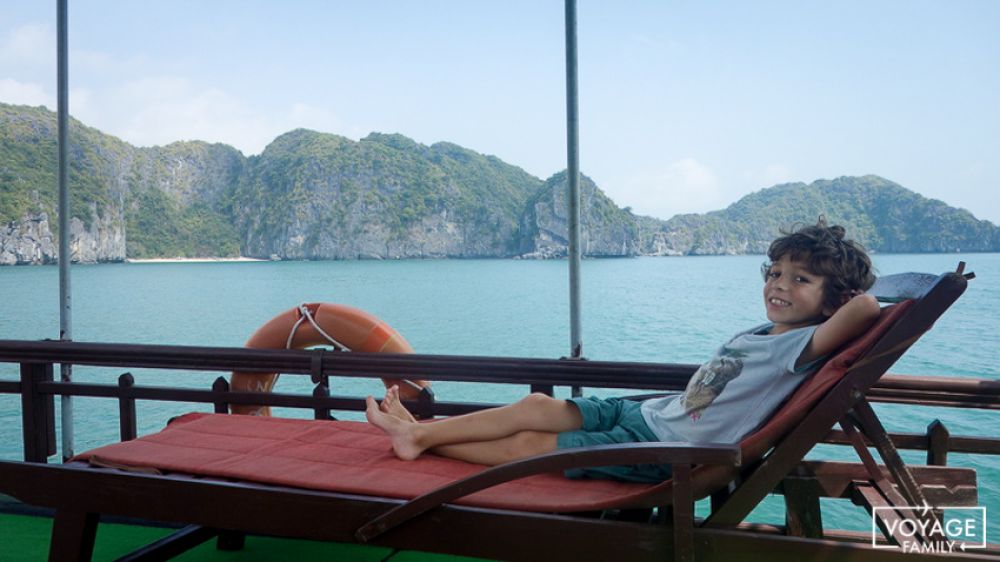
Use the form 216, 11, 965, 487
1, 102, 998, 265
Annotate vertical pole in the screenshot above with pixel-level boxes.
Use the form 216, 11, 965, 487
565, 0, 583, 365
565, 0, 584, 398
57, 0, 75, 460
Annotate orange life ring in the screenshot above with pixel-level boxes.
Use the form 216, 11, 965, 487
230, 303, 429, 415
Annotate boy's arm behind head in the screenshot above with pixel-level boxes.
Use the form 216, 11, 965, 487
796, 293, 881, 368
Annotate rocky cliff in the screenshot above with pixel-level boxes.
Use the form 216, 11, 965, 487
1, 103, 244, 262
0, 209, 125, 265
233, 130, 541, 260
518, 172, 637, 258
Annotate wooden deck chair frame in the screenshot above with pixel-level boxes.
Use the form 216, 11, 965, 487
699, 265, 975, 546
351, 266, 976, 553
0, 266, 986, 562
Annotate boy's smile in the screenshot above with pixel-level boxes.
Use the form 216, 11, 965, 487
763, 255, 830, 334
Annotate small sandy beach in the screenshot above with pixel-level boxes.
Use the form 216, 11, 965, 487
125, 257, 266, 264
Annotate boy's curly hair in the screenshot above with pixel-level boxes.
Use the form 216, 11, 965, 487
763, 217, 876, 313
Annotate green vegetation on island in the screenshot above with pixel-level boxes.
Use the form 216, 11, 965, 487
1, 102, 997, 264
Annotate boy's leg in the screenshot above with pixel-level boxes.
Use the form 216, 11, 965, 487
430, 431, 557, 465
366, 392, 582, 461
376, 388, 559, 464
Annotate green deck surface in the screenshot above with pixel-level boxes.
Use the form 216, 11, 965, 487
0, 512, 491, 562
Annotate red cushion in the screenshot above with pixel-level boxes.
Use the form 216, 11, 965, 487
73, 302, 912, 512
74, 412, 659, 512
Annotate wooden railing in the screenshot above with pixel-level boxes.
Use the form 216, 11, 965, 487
1, 339, 998, 464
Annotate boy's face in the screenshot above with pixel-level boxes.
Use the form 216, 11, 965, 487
763, 255, 830, 334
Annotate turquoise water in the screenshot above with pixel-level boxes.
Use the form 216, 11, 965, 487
1, 254, 998, 536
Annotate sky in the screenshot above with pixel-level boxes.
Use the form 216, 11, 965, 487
1, 1, 998, 223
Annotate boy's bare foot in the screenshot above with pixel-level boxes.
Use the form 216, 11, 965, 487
365, 396, 424, 461
379, 385, 417, 422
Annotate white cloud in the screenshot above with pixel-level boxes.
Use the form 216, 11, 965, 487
107, 77, 265, 152
0, 72, 349, 156
287, 102, 344, 136
346, 124, 372, 139
1, 18, 350, 154
0, 78, 53, 108
754, 164, 794, 188
0, 22, 54, 66
73, 49, 115, 72
740, 164, 800, 191
71, 76, 346, 154
68, 87, 95, 122
0, 20, 363, 156
614, 158, 726, 219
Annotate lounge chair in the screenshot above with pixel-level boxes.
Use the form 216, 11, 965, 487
0, 266, 984, 561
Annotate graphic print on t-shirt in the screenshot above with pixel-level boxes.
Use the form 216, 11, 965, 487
680, 347, 746, 420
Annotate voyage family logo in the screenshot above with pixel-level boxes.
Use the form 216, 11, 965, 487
872, 505, 987, 553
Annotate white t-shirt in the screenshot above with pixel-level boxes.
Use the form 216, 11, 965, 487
640, 323, 820, 444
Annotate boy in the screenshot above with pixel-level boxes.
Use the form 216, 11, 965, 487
366, 220, 880, 482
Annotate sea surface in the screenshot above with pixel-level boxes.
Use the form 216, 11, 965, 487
1, 253, 998, 537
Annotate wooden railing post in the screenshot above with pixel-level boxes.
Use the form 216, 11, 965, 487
529, 384, 554, 396
926, 419, 949, 466
415, 385, 435, 420
20, 362, 55, 462
783, 477, 824, 538
118, 373, 137, 441
671, 463, 695, 562
926, 419, 950, 522
212, 377, 230, 414
313, 382, 332, 420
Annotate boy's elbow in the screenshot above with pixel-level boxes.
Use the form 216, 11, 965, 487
855, 294, 881, 324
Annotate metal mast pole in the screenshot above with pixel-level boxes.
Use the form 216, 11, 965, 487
57, 0, 74, 460
565, 0, 583, 363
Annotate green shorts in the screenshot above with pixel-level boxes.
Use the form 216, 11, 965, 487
556, 397, 673, 483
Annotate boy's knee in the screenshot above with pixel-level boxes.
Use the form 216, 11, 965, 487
519, 392, 560, 409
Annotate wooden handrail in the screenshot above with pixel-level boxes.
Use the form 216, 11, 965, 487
3, 336, 998, 461
1, 340, 996, 406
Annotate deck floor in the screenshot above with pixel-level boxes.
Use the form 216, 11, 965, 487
0, 512, 491, 562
